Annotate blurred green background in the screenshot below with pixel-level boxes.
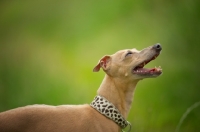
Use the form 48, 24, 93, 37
0, 0, 200, 132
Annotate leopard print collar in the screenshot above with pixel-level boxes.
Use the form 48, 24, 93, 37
90, 95, 131, 131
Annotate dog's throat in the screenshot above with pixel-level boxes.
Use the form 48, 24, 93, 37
90, 95, 131, 130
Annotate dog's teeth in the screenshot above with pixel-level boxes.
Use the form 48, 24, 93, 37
155, 66, 162, 72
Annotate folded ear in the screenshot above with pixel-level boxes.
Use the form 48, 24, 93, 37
93, 55, 111, 72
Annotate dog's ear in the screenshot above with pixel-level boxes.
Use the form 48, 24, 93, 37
93, 55, 111, 72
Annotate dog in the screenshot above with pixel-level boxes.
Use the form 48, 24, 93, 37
0, 44, 162, 132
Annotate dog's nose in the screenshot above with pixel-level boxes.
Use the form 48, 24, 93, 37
153, 43, 162, 51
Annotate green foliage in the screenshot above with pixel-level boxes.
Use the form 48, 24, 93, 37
0, 0, 200, 131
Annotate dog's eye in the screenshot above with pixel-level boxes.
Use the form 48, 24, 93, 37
125, 52, 133, 57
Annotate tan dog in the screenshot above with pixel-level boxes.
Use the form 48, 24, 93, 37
0, 44, 162, 132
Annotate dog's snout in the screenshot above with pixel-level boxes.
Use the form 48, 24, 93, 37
153, 43, 162, 51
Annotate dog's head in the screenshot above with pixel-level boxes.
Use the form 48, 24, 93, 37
93, 44, 162, 80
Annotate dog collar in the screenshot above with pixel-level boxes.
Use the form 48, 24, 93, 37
90, 95, 131, 131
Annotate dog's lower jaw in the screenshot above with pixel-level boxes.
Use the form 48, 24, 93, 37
97, 74, 139, 119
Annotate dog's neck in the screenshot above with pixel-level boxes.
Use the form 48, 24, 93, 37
90, 95, 130, 129
97, 75, 139, 118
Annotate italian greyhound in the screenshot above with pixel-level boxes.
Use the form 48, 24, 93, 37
0, 44, 162, 132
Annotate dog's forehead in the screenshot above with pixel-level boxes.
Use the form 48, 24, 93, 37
113, 48, 139, 55
110, 48, 140, 60
131, 48, 139, 52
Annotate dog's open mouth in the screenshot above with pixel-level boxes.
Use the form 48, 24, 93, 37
133, 54, 162, 76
